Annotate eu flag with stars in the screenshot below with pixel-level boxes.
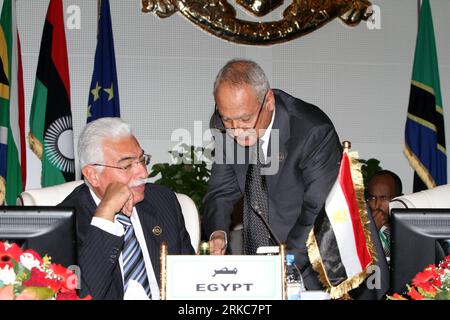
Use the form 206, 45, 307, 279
87, 0, 120, 123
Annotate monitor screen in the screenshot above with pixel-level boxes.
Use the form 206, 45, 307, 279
390, 208, 450, 293
0, 206, 77, 267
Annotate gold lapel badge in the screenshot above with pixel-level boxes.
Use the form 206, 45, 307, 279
152, 225, 162, 236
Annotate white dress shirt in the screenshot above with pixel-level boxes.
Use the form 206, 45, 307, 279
89, 189, 160, 300
260, 107, 276, 161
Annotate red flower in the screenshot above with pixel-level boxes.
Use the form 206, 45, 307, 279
412, 266, 440, 293
22, 268, 52, 289
391, 293, 407, 300
22, 267, 64, 293
51, 263, 69, 280
0, 254, 13, 268
0, 242, 23, 268
51, 263, 76, 291
46, 277, 64, 293
408, 287, 424, 300
439, 255, 450, 269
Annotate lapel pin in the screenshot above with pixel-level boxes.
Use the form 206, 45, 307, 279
152, 226, 162, 236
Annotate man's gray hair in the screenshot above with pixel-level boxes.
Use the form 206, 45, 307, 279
78, 117, 133, 170
213, 59, 270, 103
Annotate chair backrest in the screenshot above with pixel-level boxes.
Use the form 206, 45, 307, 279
174, 193, 200, 253
389, 184, 450, 211
17, 180, 84, 206
17, 181, 200, 253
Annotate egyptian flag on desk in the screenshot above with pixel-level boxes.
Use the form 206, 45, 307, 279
28, 0, 75, 187
404, 0, 446, 192
0, 0, 26, 204
307, 149, 375, 299
87, 0, 120, 123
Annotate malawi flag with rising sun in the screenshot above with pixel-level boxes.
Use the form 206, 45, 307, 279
28, 0, 74, 187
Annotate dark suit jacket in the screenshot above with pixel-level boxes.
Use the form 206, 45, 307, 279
59, 183, 194, 300
203, 89, 342, 289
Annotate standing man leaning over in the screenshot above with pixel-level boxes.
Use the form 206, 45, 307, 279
59, 117, 194, 299
203, 59, 342, 289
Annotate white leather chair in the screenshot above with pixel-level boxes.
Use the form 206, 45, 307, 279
17, 180, 84, 206
17, 180, 201, 253
389, 184, 450, 211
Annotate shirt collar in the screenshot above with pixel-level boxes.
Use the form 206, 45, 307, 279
259, 108, 275, 159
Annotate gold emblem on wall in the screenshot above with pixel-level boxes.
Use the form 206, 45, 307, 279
141, 0, 373, 45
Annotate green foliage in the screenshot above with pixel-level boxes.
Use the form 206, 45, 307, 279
358, 158, 383, 198
149, 144, 213, 214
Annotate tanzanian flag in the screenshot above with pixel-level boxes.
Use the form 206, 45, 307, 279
404, 0, 446, 191
28, 0, 75, 187
87, 0, 120, 123
0, 0, 26, 205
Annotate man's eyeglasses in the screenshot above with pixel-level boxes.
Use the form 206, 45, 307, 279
91, 154, 151, 172
212, 90, 268, 134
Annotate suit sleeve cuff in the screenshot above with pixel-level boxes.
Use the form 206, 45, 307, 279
91, 216, 124, 237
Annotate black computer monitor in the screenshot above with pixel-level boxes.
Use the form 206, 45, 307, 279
0, 206, 77, 267
390, 208, 450, 293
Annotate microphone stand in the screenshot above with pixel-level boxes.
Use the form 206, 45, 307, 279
251, 202, 282, 247
251, 202, 288, 299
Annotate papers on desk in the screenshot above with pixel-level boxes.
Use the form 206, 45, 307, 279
301, 290, 331, 300
256, 246, 280, 255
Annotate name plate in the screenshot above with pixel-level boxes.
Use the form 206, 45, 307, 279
165, 255, 283, 300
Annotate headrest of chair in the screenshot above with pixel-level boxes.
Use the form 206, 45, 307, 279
17, 180, 84, 206
389, 184, 450, 210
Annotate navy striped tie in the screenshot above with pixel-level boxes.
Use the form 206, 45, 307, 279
116, 213, 152, 298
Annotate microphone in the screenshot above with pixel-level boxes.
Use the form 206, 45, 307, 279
250, 202, 282, 247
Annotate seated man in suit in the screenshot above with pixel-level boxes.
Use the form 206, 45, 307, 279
366, 170, 403, 263
350, 170, 402, 299
203, 59, 342, 290
59, 117, 194, 300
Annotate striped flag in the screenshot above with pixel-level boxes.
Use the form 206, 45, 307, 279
0, 0, 26, 205
87, 0, 120, 123
307, 150, 375, 299
404, 0, 446, 192
28, 0, 75, 187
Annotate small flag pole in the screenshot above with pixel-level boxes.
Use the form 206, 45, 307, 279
417, 0, 421, 31
97, 0, 101, 34
342, 140, 351, 154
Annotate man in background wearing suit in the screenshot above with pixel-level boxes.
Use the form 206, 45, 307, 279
59, 117, 194, 299
203, 59, 342, 289
350, 170, 402, 299
366, 170, 403, 263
